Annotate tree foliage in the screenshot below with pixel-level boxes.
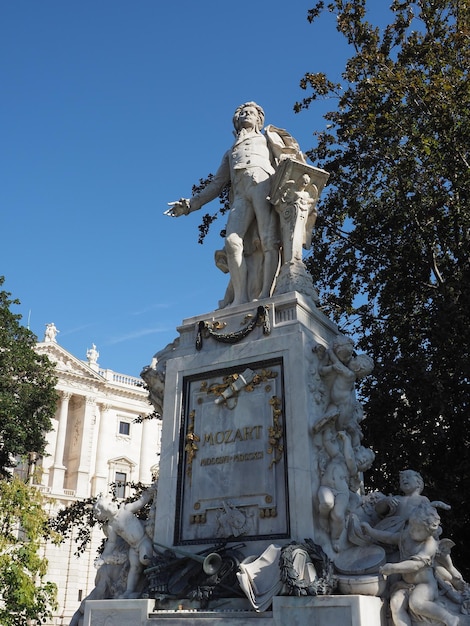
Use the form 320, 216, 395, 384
0, 476, 58, 625
300, 0, 470, 571
194, 176, 231, 244
0, 276, 58, 476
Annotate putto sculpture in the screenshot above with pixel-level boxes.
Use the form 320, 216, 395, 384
362, 503, 460, 626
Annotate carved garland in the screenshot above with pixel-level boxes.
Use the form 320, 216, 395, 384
184, 409, 200, 485
196, 305, 270, 351
268, 396, 284, 469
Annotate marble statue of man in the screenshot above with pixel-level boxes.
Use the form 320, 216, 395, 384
166, 102, 305, 307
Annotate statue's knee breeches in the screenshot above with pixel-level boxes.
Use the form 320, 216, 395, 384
225, 232, 244, 255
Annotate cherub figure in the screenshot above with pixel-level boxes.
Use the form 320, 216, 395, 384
317, 337, 374, 447
435, 538, 470, 611
93, 487, 155, 598
361, 503, 460, 626
69, 535, 129, 626
374, 469, 450, 534
313, 417, 375, 552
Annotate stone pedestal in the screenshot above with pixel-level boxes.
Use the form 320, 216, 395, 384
272, 595, 385, 626
83, 595, 385, 626
83, 599, 155, 625
153, 291, 339, 557
83, 292, 392, 626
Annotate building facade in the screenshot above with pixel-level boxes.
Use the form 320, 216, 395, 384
18, 325, 161, 625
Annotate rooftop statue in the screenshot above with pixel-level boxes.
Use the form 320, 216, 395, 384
86, 343, 99, 366
166, 102, 327, 308
44, 322, 59, 342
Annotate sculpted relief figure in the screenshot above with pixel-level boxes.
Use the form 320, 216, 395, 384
313, 418, 374, 552
435, 538, 470, 612
272, 172, 319, 264
349, 469, 454, 566
166, 102, 307, 308
141, 338, 180, 416
311, 336, 377, 552
69, 486, 156, 625
373, 469, 451, 535
69, 535, 130, 626
315, 336, 374, 449
361, 503, 460, 626
93, 488, 155, 599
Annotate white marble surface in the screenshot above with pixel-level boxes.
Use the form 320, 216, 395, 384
272, 595, 385, 626
84, 596, 386, 626
153, 292, 339, 558
83, 599, 155, 626
165, 102, 327, 309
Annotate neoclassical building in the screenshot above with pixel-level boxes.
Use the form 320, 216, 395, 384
18, 324, 162, 625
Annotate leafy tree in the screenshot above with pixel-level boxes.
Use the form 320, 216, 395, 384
0, 476, 58, 625
299, 1, 470, 571
0, 276, 58, 476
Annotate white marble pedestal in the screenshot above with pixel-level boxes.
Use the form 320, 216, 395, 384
272, 595, 385, 626
83, 293, 387, 626
153, 291, 340, 555
83, 595, 385, 625
83, 599, 154, 625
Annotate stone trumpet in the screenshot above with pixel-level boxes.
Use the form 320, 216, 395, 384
152, 541, 223, 575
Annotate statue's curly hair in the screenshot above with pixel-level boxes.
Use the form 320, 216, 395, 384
400, 469, 425, 494
232, 101, 265, 131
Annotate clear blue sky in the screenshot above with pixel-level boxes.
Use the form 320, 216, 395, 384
1, 1, 390, 377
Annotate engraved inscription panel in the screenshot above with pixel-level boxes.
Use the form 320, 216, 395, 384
175, 359, 289, 544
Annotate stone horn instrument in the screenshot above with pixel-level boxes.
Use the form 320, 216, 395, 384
152, 541, 223, 575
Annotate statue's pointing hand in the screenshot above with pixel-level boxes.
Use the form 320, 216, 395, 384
165, 198, 191, 217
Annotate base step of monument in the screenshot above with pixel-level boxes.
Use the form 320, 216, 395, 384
149, 611, 272, 624
83, 595, 386, 625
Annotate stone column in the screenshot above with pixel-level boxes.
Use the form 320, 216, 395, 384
92, 403, 111, 496
75, 396, 96, 498
139, 417, 155, 484
50, 391, 71, 493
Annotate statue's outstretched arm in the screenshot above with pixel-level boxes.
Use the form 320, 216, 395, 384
165, 150, 231, 216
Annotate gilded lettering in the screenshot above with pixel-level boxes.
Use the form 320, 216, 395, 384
233, 429, 244, 442
204, 433, 214, 446
202, 425, 263, 446
224, 430, 234, 444
253, 425, 263, 438
244, 426, 253, 440
200, 455, 234, 466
